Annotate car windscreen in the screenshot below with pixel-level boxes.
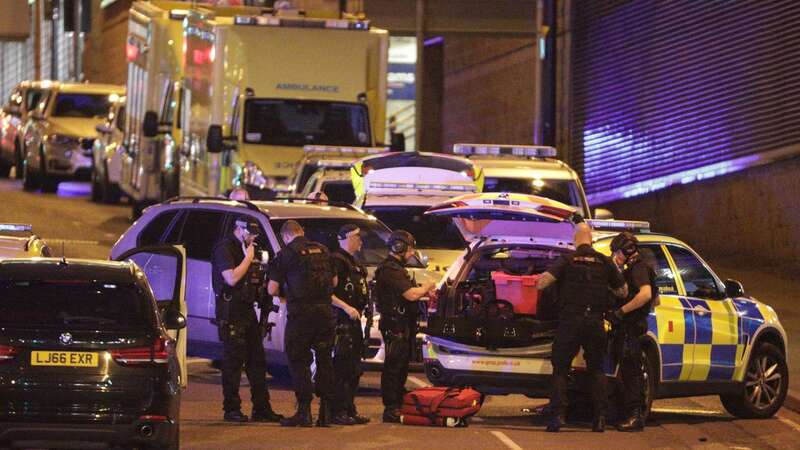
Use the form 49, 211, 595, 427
270, 218, 423, 267
244, 99, 371, 147
0, 281, 152, 330
484, 177, 582, 210
52, 93, 113, 118
365, 206, 467, 251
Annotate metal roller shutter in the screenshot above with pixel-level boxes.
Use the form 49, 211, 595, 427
569, 0, 800, 205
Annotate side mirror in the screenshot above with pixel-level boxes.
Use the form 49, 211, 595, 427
594, 208, 614, 220
95, 123, 112, 134
142, 110, 159, 138
207, 124, 224, 153
163, 308, 187, 330
724, 279, 745, 298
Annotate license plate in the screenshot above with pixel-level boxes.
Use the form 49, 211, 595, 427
31, 351, 99, 367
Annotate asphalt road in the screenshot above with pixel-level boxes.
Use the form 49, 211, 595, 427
1, 179, 799, 449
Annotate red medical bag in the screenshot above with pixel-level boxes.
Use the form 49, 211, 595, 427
491, 272, 540, 316
400, 387, 483, 427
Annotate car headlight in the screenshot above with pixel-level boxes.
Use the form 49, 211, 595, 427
47, 134, 79, 146
241, 161, 268, 188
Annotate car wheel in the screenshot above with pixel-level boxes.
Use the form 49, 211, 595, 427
91, 164, 103, 202
721, 342, 787, 419
641, 346, 658, 423
14, 140, 24, 179
38, 147, 58, 193
0, 158, 10, 177
22, 154, 39, 191
101, 161, 122, 204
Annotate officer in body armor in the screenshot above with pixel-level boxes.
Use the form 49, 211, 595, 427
329, 224, 371, 425
608, 232, 657, 432
211, 215, 283, 423
267, 220, 337, 427
374, 230, 435, 423
537, 223, 627, 432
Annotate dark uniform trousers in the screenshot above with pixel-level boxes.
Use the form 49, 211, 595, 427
380, 319, 416, 409
221, 318, 270, 414
333, 319, 363, 415
285, 304, 335, 403
619, 318, 648, 411
550, 308, 608, 419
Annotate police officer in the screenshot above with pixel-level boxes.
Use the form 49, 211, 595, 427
211, 215, 283, 423
375, 230, 435, 423
537, 223, 627, 432
267, 220, 337, 427
330, 224, 371, 425
609, 231, 656, 432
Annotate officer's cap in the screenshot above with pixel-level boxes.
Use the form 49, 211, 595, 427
337, 224, 360, 240
234, 215, 260, 233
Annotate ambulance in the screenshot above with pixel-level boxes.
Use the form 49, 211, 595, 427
118, 1, 263, 217
351, 151, 483, 274
452, 143, 613, 220
180, 10, 388, 199
288, 145, 387, 202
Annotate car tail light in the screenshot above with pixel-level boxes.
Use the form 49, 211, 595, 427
111, 337, 170, 365
536, 205, 573, 220
0, 344, 17, 362
139, 415, 170, 422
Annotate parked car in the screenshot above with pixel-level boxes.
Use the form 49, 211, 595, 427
21, 82, 125, 192
0, 81, 52, 178
0, 223, 51, 258
91, 94, 127, 203
0, 251, 188, 449
422, 192, 789, 420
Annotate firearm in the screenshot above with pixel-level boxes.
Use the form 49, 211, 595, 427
362, 280, 376, 359
257, 299, 280, 341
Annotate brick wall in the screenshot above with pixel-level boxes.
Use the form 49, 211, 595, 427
605, 155, 800, 275
83, 0, 130, 86
439, 36, 537, 150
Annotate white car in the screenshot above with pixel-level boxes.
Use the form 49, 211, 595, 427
288, 145, 387, 200
422, 192, 789, 420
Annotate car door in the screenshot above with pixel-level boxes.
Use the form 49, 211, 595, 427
640, 243, 696, 382
665, 244, 739, 382
114, 245, 188, 388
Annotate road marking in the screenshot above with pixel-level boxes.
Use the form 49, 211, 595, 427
490, 430, 524, 450
407, 375, 430, 388
777, 415, 800, 432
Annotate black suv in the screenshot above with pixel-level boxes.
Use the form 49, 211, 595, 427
0, 257, 186, 450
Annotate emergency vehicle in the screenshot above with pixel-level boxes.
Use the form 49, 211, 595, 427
351, 151, 483, 274
453, 143, 612, 220
118, 1, 261, 217
91, 94, 126, 203
180, 9, 388, 199
0, 81, 51, 178
288, 145, 387, 202
0, 224, 51, 258
421, 192, 789, 420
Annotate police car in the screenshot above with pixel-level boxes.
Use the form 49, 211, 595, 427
421, 192, 789, 419
0, 224, 51, 258
453, 143, 612, 220
288, 145, 387, 203
111, 197, 437, 366
351, 151, 483, 274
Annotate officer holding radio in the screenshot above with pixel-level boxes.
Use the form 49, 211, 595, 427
211, 215, 283, 423
375, 230, 435, 423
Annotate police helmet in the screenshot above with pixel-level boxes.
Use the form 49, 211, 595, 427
388, 230, 415, 254
610, 231, 639, 258
234, 215, 260, 236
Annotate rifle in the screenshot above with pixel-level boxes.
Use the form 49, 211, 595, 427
257, 299, 280, 341
362, 280, 376, 359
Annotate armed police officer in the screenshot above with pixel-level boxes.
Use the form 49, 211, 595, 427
211, 215, 283, 423
537, 223, 627, 432
375, 230, 435, 423
608, 231, 656, 432
267, 220, 337, 427
329, 224, 371, 425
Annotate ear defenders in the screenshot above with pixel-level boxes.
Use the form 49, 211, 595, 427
388, 230, 415, 254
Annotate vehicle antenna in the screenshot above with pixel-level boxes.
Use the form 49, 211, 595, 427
60, 241, 67, 265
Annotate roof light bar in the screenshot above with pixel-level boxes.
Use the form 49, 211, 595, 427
453, 143, 557, 158
368, 181, 477, 192
0, 224, 32, 233
303, 145, 388, 157
586, 219, 651, 233
234, 15, 369, 30
169, 9, 189, 20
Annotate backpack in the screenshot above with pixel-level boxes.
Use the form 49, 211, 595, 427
286, 240, 334, 301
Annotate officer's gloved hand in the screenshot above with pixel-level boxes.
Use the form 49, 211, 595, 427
346, 306, 361, 321
607, 308, 624, 327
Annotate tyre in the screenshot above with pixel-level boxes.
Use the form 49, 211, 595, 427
100, 161, 121, 203
14, 140, 24, 179
22, 155, 39, 191
721, 342, 787, 419
38, 147, 58, 193
0, 158, 10, 177
91, 164, 102, 202
641, 346, 658, 422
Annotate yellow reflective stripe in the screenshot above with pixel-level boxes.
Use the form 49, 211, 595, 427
733, 344, 747, 381
688, 344, 711, 381
661, 244, 686, 296
655, 296, 686, 345
709, 301, 738, 345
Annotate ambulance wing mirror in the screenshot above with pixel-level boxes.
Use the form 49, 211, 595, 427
207, 125, 224, 153
724, 279, 745, 298
142, 111, 159, 138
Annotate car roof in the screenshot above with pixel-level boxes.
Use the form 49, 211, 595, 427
593, 231, 688, 253
54, 83, 126, 95
153, 198, 370, 221
469, 157, 578, 180
0, 258, 136, 283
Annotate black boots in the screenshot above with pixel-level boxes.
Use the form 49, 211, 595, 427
545, 414, 565, 432
251, 403, 284, 423
223, 410, 249, 423
592, 416, 606, 432
382, 408, 402, 423
316, 398, 332, 427
280, 401, 313, 427
616, 408, 644, 432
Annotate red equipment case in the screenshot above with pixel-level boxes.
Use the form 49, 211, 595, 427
491, 272, 540, 316
400, 387, 483, 427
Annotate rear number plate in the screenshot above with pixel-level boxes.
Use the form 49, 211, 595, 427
31, 351, 99, 367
